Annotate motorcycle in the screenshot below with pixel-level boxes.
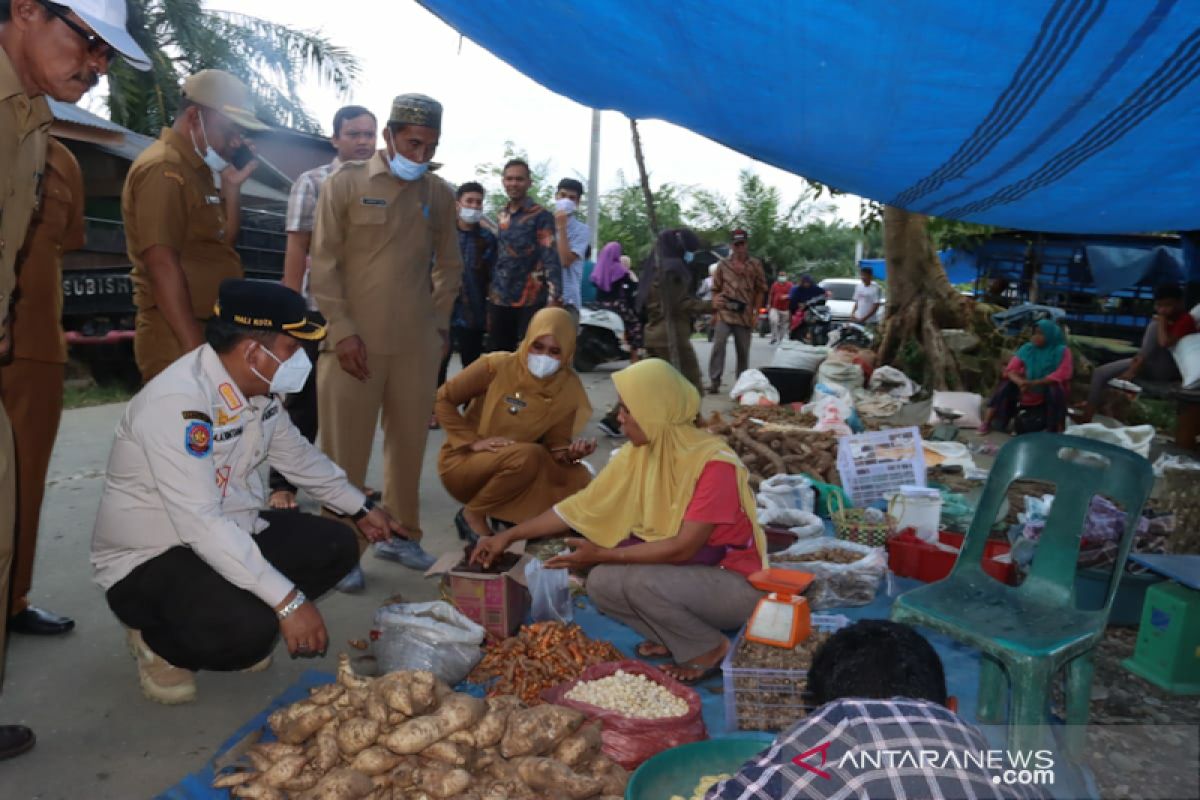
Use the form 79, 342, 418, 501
573, 305, 628, 372
828, 321, 875, 348
789, 296, 833, 345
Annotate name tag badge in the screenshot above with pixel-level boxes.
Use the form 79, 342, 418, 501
361, 197, 388, 207
205, 195, 221, 205
504, 393, 527, 415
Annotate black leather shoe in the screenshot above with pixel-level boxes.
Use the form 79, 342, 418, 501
0, 725, 35, 761
9, 606, 75, 636
454, 508, 484, 545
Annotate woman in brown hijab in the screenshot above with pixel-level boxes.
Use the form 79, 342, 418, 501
436, 307, 596, 540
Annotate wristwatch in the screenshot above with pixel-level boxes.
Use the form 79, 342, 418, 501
351, 496, 375, 522
277, 590, 307, 620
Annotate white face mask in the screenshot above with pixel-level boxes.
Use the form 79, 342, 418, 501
527, 353, 561, 379
555, 197, 577, 215
251, 345, 312, 395
459, 207, 483, 225
191, 112, 229, 188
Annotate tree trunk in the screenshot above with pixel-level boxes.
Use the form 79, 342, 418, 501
630, 117, 681, 369
877, 206, 968, 390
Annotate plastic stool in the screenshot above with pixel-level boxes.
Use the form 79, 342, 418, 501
1122, 581, 1200, 695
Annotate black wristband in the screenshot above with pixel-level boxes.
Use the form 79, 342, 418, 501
351, 497, 375, 522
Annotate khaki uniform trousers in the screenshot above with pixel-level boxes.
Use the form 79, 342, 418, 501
0, 404, 14, 686
440, 443, 590, 524
0, 359, 64, 615
318, 332, 441, 548
135, 308, 204, 383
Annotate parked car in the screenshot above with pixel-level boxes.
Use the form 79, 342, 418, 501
819, 278, 885, 324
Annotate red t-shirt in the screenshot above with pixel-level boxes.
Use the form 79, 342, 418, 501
1169, 313, 1198, 341
682, 461, 763, 576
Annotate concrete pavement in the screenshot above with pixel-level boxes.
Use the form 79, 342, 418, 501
0, 335, 774, 798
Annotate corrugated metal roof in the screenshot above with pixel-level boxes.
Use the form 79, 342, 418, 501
48, 99, 132, 134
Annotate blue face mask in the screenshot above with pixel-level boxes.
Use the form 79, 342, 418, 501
388, 149, 428, 181
683, 251, 695, 264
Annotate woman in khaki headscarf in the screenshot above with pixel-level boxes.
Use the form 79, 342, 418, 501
436, 307, 596, 540
472, 358, 766, 683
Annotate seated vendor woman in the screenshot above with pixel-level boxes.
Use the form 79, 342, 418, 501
437, 307, 596, 541
472, 358, 767, 684
981, 318, 1073, 434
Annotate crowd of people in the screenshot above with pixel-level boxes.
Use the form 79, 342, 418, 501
0, 0, 787, 760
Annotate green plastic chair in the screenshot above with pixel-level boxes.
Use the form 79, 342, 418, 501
891, 433, 1154, 756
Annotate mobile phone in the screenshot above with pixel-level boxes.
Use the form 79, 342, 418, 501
231, 145, 255, 170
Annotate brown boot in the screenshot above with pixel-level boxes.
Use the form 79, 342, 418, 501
127, 629, 196, 705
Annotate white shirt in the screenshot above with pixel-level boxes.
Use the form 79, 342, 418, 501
561, 217, 591, 308
853, 281, 883, 322
91, 345, 365, 607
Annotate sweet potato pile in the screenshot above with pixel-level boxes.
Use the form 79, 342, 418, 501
704, 409, 840, 488
211, 654, 628, 799
468, 621, 624, 706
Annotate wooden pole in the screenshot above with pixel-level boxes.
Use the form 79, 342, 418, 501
629, 118, 681, 368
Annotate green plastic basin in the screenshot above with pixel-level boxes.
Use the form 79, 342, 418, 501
626, 736, 773, 800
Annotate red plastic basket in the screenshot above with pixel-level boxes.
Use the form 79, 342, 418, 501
887, 530, 1015, 585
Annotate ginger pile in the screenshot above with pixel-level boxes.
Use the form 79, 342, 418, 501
211, 654, 628, 800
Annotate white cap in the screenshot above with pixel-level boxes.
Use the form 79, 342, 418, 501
60, 0, 151, 71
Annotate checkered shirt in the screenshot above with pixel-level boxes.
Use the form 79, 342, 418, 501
709, 698, 1047, 800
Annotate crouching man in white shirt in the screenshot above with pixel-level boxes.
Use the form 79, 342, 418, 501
91, 279, 411, 704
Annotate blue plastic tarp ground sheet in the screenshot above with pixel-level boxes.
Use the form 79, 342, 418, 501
157, 670, 335, 800
418, 0, 1200, 234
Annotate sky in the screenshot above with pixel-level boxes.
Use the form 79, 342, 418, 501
216, 0, 863, 227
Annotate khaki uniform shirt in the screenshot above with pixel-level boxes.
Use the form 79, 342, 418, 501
11, 138, 85, 363
122, 128, 242, 318
91, 345, 366, 607
309, 152, 463, 352
0, 47, 53, 334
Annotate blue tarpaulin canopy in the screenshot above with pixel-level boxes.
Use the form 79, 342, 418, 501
420, 1, 1200, 235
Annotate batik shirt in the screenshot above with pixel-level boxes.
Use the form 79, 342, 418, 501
489, 196, 562, 307
710, 698, 1047, 800
454, 224, 498, 331
713, 255, 767, 328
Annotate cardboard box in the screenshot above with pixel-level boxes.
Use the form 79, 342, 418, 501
425, 545, 531, 640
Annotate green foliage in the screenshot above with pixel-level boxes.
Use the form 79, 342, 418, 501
473, 141, 554, 216
595, 171, 686, 264
927, 217, 1002, 250
106, 0, 359, 135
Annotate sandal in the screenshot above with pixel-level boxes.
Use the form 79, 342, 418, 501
662, 661, 723, 686
635, 641, 670, 659
268, 489, 298, 510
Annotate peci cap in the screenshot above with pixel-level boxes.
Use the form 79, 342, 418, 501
388, 93, 442, 131
181, 70, 268, 132
56, 0, 151, 70
213, 279, 326, 341
731, 229, 749, 243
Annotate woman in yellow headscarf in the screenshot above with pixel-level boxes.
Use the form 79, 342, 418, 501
436, 307, 596, 540
472, 358, 767, 683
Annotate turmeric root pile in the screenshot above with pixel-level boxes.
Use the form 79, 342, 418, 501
211, 653, 628, 800
704, 409, 840, 489
468, 622, 623, 706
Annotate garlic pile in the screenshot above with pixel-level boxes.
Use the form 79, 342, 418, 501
564, 671, 688, 720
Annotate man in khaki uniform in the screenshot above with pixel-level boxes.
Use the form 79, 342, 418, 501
123, 68, 265, 382
1, 137, 85, 637
311, 94, 463, 580
0, 0, 148, 761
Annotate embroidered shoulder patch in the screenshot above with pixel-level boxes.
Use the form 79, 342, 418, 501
185, 421, 212, 458
218, 383, 243, 412
180, 410, 213, 424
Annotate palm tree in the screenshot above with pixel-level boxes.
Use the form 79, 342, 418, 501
105, 0, 359, 135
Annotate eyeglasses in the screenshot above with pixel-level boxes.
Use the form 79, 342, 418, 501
37, 0, 116, 61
